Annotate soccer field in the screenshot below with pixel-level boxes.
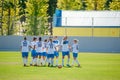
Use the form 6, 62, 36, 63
0, 52, 120, 80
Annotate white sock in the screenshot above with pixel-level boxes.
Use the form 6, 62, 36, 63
47, 58, 50, 64
35, 58, 37, 64
42, 60, 45, 65
23, 58, 25, 64
56, 59, 58, 65
76, 59, 80, 65
30, 58, 34, 64
67, 58, 70, 64
62, 59, 64, 66
51, 59, 54, 65
40, 58, 43, 64
45, 58, 48, 64
72, 60, 75, 65
37, 58, 40, 65
25, 58, 28, 65
33, 58, 35, 64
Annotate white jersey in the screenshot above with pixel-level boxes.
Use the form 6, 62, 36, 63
30, 41, 37, 51
53, 40, 60, 51
72, 43, 79, 53
36, 41, 43, 53
21, 40, 30, 52
61, 40, 69, 52
47, 42, 55, 54
42, 42, 48, 52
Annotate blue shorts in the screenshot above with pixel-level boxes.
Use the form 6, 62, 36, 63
42, 52, 47, 57
31, 50, 37, 57
54, 51, 59, 57
62, 51, 70, 56
37, 52, 42, 56
73, 53, 78, 58
22, 52, 28, 57
47, 54, 54, 59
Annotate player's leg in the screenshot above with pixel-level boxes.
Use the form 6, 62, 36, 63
32, 57, 36, 66
25, 52, 29, 66
75, 53, 80, 67
37, 53, 40, 66
42, 52, 46, 66
62, 52, 65, 66
47, 54, 50, 67
56, 56, 59, 66
34, 52, 38, 66
40, 53, 43, 66
22, 52, 26, 66
30, 50, 35, 66
54, 51, 59, 66
31, 50, 37, 66
51, 54, 54, 67
71, 53, 76, 66
45, 53, 48, 65
67, 51, 70, 67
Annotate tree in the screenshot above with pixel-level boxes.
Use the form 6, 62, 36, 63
104, 0, 112, 10
57, 0, 83, 10
109, 0, 120, 10
26, 0, 48, 35
85, 0, 107, 10
47, 0, 57, 17
0, 0, 4, 35
3, 0, 15, 35
47, 0, 57, 35
18, 0, 27, 23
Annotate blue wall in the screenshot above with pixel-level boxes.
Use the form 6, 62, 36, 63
0, 36, 120, 52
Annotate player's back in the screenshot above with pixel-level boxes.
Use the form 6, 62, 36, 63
21, 40, 30, 52
72, 43, 79, 53
61, 40, 69, 51
47, 42, 55, 54
36, 41, 43, 52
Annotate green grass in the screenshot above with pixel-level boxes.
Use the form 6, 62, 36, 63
0, 52, 120, 80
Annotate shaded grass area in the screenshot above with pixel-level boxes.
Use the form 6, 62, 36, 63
0, 52, 120, 80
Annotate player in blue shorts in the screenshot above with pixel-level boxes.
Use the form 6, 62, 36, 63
42, 39, 48, 66
71, 39, 80, 67
61, 36, 71, 67
47, 38, 55, 67
53, 36, 60, 66
21, 37, 30, 66
30, 37, 37, 66
36, 37, 43, 66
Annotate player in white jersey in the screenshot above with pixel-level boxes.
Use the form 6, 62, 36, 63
61, 36, 71, 67
36, 37, 43, 66
53, 36, 60, 66
30, 37, 37, 66
47, 38, 55, 67
71, 39, 80, 67
21, 37, 30, 66
42, 39, 48, 66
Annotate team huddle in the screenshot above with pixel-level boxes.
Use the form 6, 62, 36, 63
21, 36, 80, 67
